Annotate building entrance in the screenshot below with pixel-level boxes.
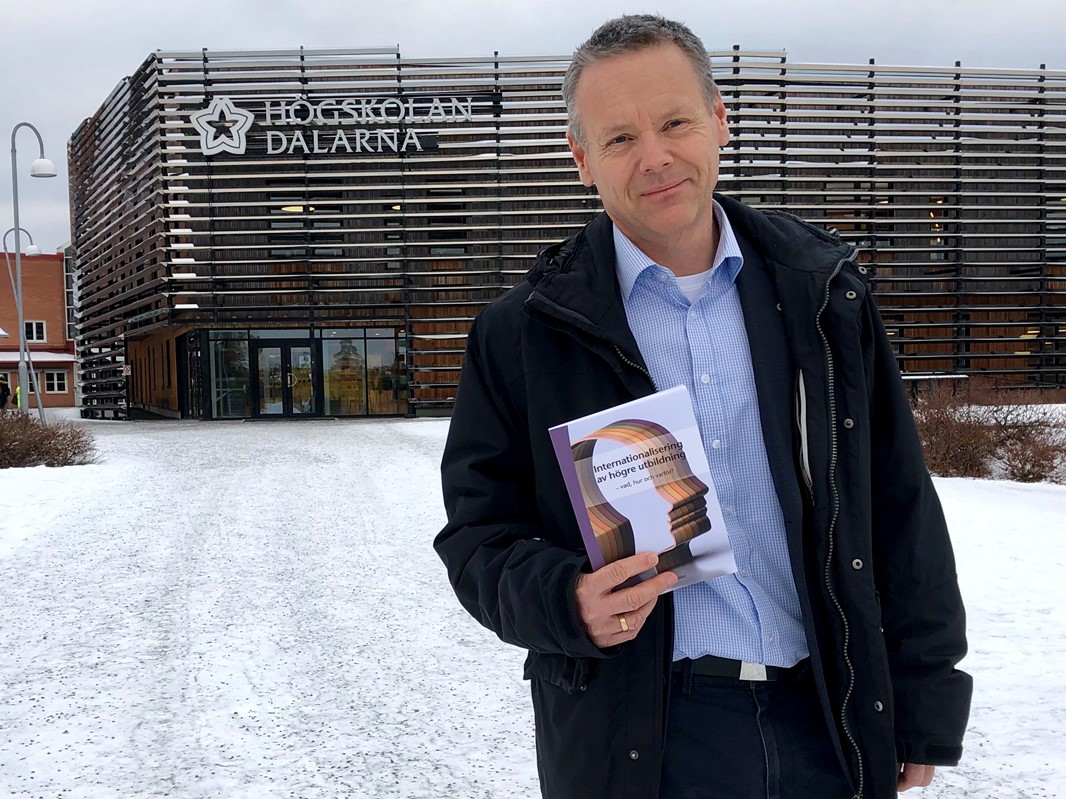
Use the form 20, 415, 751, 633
251, 341, 315, 417
203, 328, 408, 419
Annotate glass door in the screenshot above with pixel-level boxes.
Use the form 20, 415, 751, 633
256, 346, 285, 415
289, 345, 314, 414
252, 341, 315, 417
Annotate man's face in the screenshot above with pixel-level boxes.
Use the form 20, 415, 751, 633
567, 44, 730, 257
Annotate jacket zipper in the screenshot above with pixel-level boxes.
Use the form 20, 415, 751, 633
612, 344, 657, 392
814, 249, 864, 799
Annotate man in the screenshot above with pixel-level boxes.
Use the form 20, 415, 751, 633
0, 377, 10, 410
436, 15, 971, 799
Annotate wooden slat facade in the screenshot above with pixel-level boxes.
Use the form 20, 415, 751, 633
67, 46, 1066, 419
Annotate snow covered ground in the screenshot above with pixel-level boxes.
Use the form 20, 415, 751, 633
1, 416, 1063, 798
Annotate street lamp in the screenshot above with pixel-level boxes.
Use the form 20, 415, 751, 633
3, 227, 48, 422
8, 122, 57, 417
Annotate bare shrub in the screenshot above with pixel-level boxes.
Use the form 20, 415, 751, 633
997, 421, 1066, 485
911, 383, 996, 478
911, 381, 1066, 483
0, 413, 98, 469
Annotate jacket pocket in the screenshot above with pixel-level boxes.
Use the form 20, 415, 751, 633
523, 651, 590, 695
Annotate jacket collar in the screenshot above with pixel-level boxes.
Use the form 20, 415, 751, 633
523, 213, 645, 361
714, 194, 852, 274
526, 212, 622, 328
527, 193, 851, 289
523, 194, 854, 356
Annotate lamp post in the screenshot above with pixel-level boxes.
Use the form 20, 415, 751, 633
3, 227, 47, 421
9, 122, 57, 417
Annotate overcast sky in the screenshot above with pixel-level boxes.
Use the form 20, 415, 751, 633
1, 0, 1063, 253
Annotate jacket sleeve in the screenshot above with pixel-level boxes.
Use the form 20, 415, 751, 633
865, 298, 973, 766
434, 313, 605, 659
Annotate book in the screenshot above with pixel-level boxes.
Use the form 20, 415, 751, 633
549, 385, 737, 590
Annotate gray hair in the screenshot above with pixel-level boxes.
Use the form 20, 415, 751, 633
563, 14, 720, 146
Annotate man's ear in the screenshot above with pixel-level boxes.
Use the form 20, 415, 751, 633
713, 96, 731, 148
567, 132, 596, 188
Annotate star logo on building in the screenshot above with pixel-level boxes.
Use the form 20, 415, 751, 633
190, 96, 254, 156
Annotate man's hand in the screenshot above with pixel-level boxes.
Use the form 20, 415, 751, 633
897, 763, 935, 792
575, 552, 678, 648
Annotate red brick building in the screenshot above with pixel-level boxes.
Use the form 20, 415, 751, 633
0, 253, 76, 409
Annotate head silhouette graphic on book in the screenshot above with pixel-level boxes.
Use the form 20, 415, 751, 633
572, 419, 711, 573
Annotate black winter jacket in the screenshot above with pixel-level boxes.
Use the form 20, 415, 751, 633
436, 195, 972, 799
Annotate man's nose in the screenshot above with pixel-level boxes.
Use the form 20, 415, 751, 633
637, 134, 672, 173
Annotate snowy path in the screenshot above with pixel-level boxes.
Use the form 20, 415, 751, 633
2, 417, 1065, 798
1, 420, 537, 798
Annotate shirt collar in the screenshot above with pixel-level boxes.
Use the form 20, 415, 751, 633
614, 200, 745, 301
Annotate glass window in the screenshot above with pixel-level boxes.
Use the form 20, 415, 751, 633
209, 338, 251, 418
323, 339, 367, 415
25, 321, 46, 341
45, 371, 68, 393
250, 329, 310, 339
318, 328, 408, 416
186, 331, 203, 418
366, 335, 408, 415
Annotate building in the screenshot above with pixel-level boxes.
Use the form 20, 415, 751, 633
67, 46, 1066, 420
0, 252, 77, 409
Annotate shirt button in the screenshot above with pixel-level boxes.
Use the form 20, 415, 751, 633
711, 439, 721, 449
768, 634, 775, 644
629, 750, 640, 760
874, 701, 884, 712
843, 418, 855, 429
845, 290, 858, 300
658, 273, 669, 283
852, 559, 864, 570
700, 373, 710, 384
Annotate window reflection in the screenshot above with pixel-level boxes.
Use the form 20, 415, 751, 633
257, 347, 284, 415
366, 336, 408, 415
322, 330, 407, 416
324, 339, 367, 415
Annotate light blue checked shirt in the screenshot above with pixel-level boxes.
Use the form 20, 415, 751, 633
614, 202, 808, 667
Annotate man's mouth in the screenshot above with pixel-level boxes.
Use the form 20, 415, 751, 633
642, 179, 686, 197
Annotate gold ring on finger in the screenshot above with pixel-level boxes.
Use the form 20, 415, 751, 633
618, 614, 629, 633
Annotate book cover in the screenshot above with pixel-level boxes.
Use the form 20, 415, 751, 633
549, 385, 737, 590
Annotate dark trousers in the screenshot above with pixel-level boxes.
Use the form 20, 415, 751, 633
660, 661, 854, 799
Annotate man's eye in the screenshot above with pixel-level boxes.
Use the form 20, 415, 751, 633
666, 119, 686, 129
608, 135, 629, 145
